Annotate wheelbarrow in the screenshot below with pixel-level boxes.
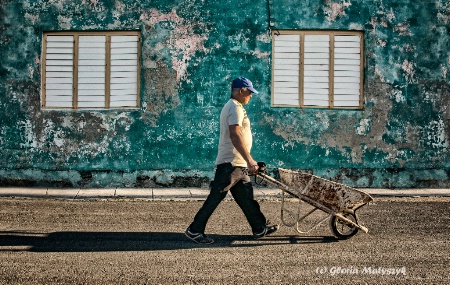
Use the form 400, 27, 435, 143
256, 165, 373, 240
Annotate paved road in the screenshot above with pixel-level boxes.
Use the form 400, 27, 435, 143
1, 197, 449, 284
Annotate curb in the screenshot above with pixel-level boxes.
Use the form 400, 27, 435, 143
0, 187, 449, 200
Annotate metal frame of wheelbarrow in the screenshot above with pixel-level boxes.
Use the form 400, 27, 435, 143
256, 172, 372, 239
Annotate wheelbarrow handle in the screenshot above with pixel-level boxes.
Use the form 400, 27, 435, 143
256, 173, 290, 191
256, 173, 330, 213
334, 213, 369, 233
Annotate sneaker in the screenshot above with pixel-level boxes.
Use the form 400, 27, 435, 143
185, 227, 214, 244
253, 224, 279, 239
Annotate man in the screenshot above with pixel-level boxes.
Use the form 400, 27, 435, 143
185, 77, 278, 244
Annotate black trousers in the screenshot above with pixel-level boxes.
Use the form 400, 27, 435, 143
189, 163, 267, 234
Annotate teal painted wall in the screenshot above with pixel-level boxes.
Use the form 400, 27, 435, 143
0, 0, 449, 188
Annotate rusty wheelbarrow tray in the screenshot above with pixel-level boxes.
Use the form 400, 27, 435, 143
257, 168, 373, 240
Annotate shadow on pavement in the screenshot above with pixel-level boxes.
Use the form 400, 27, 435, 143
0, 231, 338, 252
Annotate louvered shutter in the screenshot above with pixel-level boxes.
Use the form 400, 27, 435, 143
44, 36, 74, 108
110, 35, 139, 108
77, 35, 106, 108
333, 35, 361, 107
303, 35, 330, 107
272, 31, 363, 109
42, 32, 140, 109
272, 34, 300, 106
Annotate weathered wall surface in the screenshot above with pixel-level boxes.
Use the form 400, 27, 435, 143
0, 0, 448, 188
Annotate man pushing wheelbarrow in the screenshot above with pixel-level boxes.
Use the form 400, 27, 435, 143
185, 77, 372, 244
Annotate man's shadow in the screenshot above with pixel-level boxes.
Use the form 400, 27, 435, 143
0, 231, 338, 252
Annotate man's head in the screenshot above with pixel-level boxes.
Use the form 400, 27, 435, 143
232, 77, 259, 94
231, 77, 259, 104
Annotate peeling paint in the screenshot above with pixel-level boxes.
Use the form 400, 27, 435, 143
394, 22, 412, 36
389, 88, 406, 103
421, 120, 448, 149
356, 119, 371, 136
140, 8, 209, 82
81, 0, 105, 12
324, 0, 352, 22
401, 60, 416, 83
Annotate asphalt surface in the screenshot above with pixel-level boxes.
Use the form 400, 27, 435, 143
1, 196, 449, 284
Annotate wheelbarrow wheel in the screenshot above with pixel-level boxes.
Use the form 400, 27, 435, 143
329, 212, 359, 240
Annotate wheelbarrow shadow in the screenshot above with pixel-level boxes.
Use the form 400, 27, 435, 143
225, 234, 339, 247
0, 231, 338, 252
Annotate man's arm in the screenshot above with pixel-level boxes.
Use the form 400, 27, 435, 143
229, 124, 259, 173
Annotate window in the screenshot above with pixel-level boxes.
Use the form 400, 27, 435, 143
41, 31, 140, 109
272, 30, 364, 109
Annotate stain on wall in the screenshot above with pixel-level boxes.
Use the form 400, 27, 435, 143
0, 0, 449, 188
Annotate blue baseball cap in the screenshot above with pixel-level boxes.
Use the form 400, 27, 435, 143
232, 77, 259, 94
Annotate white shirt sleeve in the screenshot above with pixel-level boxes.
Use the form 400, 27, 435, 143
227, 103, 244, 127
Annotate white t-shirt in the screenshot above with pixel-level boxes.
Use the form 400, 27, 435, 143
215, 99, 252, 167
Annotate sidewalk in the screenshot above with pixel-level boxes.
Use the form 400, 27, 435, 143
0, 187, 449, 200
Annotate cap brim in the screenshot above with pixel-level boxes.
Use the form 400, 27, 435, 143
248, 87, 259, 94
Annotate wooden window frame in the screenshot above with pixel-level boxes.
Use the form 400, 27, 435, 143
41, 31, 141, 110
271, 30, 364, 109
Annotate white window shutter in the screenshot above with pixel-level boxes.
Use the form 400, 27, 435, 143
77, 36, 106, 108
303, 35, 330, 107
333, 35, 361, 107
272, 31, 363, 109
273, 34, 300, 106
110, 35, 139, 108
43, 32, 140, 110
45, 36, 74, 108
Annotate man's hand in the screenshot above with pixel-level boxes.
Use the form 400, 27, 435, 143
247, 162, 259, 174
